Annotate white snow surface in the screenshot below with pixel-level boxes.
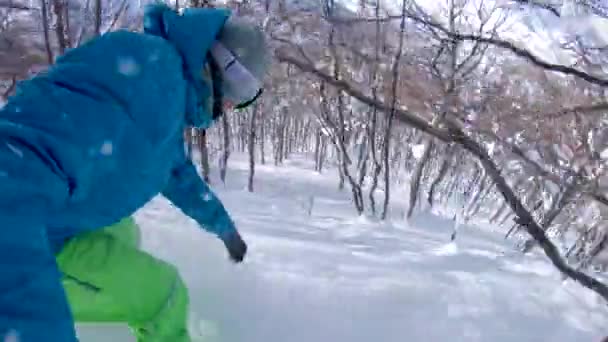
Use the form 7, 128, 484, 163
78, 153, 608, 342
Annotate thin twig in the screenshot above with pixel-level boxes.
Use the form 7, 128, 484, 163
276, 50, 608, 302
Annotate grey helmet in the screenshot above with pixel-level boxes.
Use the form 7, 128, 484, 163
210, 16, 270, 109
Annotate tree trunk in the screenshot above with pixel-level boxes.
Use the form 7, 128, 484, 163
248, 104, 258, 192
239, 113, 247, 153
490, 200, 509, 224
403, 131, 420, 172
40, 0, 54, 64
52, 0, 69, 53
505, 221, 519, 239
94, 0, 102, 36
444, 170, 461, 206
199, 129, 210, 183
428, 144, 453, 206
407, 137, 434, 219
338, 154, 346, 190
63, 0, 71, 44
274, 112, 287, 165
184, 128, 193, 158
367, 116, 382, 216
464, 174, 490, 221
1, 76, 17, 101
319, 135, 327, 172
220, 112, 231, 184
259, 111, 266, 165
301, 120, 311, 153
369, 161, 382, 215
490, 177, 524, 223
356, 136, 369, 190
283, 116, 291, 160
314, 128, 322, 172
467, 178, 494, 219
318, 80, 363, 213
381, 0, 407, 220
368, 0, 382, 216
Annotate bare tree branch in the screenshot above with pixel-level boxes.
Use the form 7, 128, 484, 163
0, 0, 33, 10
75, 0, 91, 46
40, 0, 53, 64
276, 50, 608, 302
1, 75, 16, 100
543, 102, 608, 119
510, 0, 561, 17
330, 7, 608, 87
103, 0, 129, 34
495, 102, 608, 122
405, 11, 608, 87
447, 122, 608, 301
382, 0, 407, 220
93, 0, 101, 36
52, 0, 69, 52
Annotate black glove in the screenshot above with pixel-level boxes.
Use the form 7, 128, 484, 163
222, 230, 247, 263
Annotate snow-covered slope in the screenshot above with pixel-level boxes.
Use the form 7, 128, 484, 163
77, 153, 608, 341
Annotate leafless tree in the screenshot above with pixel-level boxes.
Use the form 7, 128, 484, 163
272, 0, 608, 301
4, 0, 608, 305
248, 103, 259, 192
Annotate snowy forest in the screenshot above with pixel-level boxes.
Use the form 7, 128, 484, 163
2, 0, 608, 340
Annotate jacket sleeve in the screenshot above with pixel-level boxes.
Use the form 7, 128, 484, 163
162, 149, 237, 240
0, 217, 76, 341
0, 138, 76, 340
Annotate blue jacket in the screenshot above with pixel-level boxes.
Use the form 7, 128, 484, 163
0, 4, 236, 340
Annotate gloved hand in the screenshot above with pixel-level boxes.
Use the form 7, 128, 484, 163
222, 230, 247, 263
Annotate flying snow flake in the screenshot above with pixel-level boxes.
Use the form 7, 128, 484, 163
411, 144, 426, 159
542, 190, 554, 211
600, 148, 608, 160
3, 329, 19, 342
61, 112, 68, 120
190, 319, 220, 341
6, 143, 23, 158
100, 140, 113, 156
143, 16, 154, 30
553, 143, 574, 162
293, 31, 305, 45
486, 142, 496, 156
117, 57, 141, 77
14, 106, 21, 113
526, 149, 542, 164
201, 192, 214, 202
432, 242, 458, 256
544, 182, 560, 196
505, 159, 522, 172
234, 47, 247, 59
148, 51, 161, 63
87, 147, 96, 156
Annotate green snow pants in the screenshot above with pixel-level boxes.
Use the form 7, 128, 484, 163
56, 217, 191, 342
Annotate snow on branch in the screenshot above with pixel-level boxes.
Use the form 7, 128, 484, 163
276, 48, 608, 303
405, 10, 608, 87
330, 4, 608, 88
0, 0, 34, 11
508, 0, 561, 17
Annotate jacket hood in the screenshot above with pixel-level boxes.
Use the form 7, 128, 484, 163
143, 3, 230, 128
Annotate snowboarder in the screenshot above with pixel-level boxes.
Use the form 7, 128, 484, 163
0, 3, 269, 341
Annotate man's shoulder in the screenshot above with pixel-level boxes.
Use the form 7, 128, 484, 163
56, 30, 179, 68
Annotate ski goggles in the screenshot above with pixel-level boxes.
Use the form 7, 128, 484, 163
209, 42, 264, 110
